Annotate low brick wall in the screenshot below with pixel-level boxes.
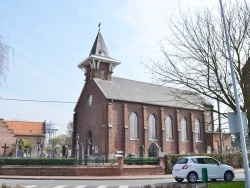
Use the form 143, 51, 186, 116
122, 166, 165, 176
0, 157, 165, 176
0, 165, 164, 176
0, 166, 122, 176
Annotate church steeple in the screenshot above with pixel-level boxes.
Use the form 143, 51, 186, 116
78, 24, 120, 82
89, 31, 110, 58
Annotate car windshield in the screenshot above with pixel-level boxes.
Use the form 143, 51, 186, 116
177, 158, 188, 164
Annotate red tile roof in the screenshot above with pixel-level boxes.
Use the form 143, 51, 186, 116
5, 121, 45, 136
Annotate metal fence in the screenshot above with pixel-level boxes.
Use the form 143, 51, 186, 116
78, 156, 118, 166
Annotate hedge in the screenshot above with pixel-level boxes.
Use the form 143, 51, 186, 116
124, 157, 158, 165
0, 158, 76, 166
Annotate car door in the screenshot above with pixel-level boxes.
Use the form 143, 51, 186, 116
195, 158, 207, 179
203, 158, 223, 178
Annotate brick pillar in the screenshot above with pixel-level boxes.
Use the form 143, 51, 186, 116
176, 110, 180, 154
158, 156, 165, 168
108, 102, 113, 157
203, 112, 208, 153
123, 104, 129, 156
190, 111, 195, 153
143, 106, 148, 157
160, 108, 165, 152
117, 156, 124, 169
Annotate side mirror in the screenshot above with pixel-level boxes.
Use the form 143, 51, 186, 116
218, 162, 221, 166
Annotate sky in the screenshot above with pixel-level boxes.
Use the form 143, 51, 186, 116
0, 0, 221, 134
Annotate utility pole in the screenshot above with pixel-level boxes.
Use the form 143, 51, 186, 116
219, 0, 250, 187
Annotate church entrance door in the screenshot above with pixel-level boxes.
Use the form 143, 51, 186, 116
148, 143, 159, 157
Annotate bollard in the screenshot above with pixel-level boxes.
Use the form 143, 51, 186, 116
202, 168, 208, 183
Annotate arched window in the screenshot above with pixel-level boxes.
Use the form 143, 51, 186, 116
195, 119, 201, 141
100, 69, 106, 80
87, 94, 92, 106
181, 117, 188, 141
149, 114, 156, 140
166, 115, 173, 140
129, 112, 138, 139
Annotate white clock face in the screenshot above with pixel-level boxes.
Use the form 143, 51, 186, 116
87, 94, 92, 106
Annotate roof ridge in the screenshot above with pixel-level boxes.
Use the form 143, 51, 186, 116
112, 76, 188, 91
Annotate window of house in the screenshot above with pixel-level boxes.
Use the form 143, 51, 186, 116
130, 112, 138, 139
195, 119, 201, 141
181, 117, 188, 141
149, 114, 156, 140
166, 115, 173, 140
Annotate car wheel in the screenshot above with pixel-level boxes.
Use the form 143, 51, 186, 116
175, 178, 184, 182
224, 171, 233, 181
187, 172, 198, 183
211, 179, 216, 182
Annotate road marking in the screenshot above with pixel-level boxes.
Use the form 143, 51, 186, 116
96, 186, 108, 188
22, 185, 38, 188
119, 186, 129, 188
52, 186, 67, 188
74, 186, 87, 188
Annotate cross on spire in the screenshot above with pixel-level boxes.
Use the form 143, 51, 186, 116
98, 22, 101, 31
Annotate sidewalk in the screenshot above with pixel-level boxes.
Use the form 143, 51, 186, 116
0, 169, 244, 180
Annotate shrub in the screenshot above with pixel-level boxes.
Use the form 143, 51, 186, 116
0, 158, 76, 166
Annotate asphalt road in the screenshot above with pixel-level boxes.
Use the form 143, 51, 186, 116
0, 170, 245, 188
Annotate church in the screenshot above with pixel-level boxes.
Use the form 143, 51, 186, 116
73, 27, 231, 159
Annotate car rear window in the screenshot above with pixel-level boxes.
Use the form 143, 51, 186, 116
177, 158, 188, 164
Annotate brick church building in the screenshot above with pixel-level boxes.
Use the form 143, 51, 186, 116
73, 28, 232, 159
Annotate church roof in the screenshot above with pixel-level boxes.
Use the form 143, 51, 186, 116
94, 77, 210, 110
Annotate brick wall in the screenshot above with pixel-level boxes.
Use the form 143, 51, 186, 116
0, 119, 16, 156
0, 158, 165, 176
74, 80, 109, 158
0, 165, 165, 176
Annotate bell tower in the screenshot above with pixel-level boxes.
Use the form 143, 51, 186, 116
78, 24, 121, 82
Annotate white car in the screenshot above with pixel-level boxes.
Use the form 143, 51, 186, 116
172, 156, 235, 183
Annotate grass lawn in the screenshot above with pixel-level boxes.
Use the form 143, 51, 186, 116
149, 181, 245, 188
208, 181, 245, 188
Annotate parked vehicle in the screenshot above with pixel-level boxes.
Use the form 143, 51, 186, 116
172, 156, 235, 183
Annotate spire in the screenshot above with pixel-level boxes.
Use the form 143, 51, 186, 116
78, 24, 121, 78
89, 23, 110, 57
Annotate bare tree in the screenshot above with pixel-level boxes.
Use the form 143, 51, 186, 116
147, 0, 250, 132
0, 35, 11, 84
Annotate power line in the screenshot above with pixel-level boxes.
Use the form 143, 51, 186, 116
0, 97, 76, 104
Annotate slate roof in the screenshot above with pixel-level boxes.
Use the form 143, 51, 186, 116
5, 121, 45, 136
94, 77, 210, 110
78, 31, 120, 69
89, 31, 110, 57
